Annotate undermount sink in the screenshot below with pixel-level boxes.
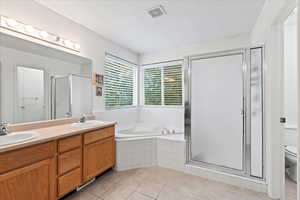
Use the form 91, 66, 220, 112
71, 120, 105, 127
0, 132, 39, 146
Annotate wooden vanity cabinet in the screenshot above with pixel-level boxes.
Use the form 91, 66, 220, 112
0, 125, 115, 200
83, 126, 115, 182
0, 142, 57, 200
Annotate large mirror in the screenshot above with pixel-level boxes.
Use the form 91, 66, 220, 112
0, 33, 93, 124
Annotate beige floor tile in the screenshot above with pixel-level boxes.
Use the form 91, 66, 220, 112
100, 180, 140, 200
63, 167, 276, 200
286, 177, 297, 200
64, 191, 102, 200
84, 176, 116, 197
127, 192, 155, 200
136, 181, 166, 198
157, 185, 200, 200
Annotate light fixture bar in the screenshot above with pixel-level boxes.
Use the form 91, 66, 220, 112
0, 15, 80, 52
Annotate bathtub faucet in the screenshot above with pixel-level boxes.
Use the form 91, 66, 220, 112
162, 128, 171, 135
0, 123, 9, 136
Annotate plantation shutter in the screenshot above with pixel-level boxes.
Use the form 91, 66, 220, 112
143, 63, 182, 106
104, 55, 136, 108
163, 65, 182, 105
144, 68, 162, 105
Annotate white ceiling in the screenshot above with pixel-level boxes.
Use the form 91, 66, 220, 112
36, 0, 265, 54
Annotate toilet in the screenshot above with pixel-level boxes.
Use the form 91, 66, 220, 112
285, 145, 297, 182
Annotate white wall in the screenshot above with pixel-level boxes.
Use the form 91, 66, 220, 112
0, 0, 139, 118
95, 108, 139, 131
138, 107, 184, 132
140, 34, 250, 64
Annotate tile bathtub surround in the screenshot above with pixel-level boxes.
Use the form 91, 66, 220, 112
64, 167, 271, 200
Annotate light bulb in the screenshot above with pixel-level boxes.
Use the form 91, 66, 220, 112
74, 43, 80, 50
64, 40, 73, 48
39, 30, 49, 38
25, 25, 34, 33
7, 18, 17, 28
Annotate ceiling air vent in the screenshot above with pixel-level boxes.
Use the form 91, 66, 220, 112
148, 5, 166, 18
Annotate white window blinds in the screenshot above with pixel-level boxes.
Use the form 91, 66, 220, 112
144, 68, 162, 105
143, 63, 183, 106
163, 65, 183, 105
104, 54, 137, 108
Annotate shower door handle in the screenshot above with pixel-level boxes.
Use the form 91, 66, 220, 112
280, 117, 286, 124
241, 109, 245, 116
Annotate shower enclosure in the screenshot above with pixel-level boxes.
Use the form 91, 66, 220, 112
51, 74, 92, 119
185, 47, 264, 179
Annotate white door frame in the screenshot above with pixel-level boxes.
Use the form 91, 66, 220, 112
272, 3, 297, 200
263, 1, 297, 199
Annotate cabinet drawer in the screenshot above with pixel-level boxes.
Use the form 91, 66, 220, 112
58, 148, 81, 175
58, 168, 81, 197
58, 135, 81, 153
0, 141, 56, 174
84, 126, 114, 145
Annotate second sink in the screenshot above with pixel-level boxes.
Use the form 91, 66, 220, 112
71, 120, 105, 127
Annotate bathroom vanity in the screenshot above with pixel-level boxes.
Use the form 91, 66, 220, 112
0, 119, 116, 200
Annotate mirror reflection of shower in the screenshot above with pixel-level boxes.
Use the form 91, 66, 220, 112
283, 8, 297, 200
51, 74, 92, 119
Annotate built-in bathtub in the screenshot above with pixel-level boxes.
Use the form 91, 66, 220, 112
116, 128, 184, 139
115, 124, 185, 171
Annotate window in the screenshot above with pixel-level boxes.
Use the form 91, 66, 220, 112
143, 62, 183, 106
104, 54, 137, 109
163, 65, 183, 105
144, 68, 162, 105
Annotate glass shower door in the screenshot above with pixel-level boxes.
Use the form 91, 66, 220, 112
189, 51, 245, 171
51, 74, 92, 119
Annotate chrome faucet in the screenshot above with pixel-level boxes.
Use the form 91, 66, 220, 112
0, 123, 9, 136
79, 114, 87, 123
161, 128, 171, 135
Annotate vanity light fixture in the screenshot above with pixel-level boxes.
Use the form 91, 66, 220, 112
25, 25, 35, 33
0, 15, 81, 52
39, 30, 49, 38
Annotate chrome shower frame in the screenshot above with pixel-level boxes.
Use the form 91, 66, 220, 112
51, 74, 92, 119
184, 47, 265, 180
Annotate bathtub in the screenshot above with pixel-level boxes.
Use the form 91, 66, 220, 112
116, 123, 183, 139
114, 124, 185, 171
116, 130, 161, 139
116, 129, 183, 139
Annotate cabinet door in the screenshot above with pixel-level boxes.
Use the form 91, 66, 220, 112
0, 158, 56, 200
83, 137, 115, 182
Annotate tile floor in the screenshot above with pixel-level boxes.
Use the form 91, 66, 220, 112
286, 177, 297, 200
63, 167, 272, 200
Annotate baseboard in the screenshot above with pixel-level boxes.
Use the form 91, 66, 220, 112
182, 164, 267, 193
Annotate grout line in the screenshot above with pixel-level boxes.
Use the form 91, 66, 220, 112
156, 183, 167, 199
125, 182, 142, 200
